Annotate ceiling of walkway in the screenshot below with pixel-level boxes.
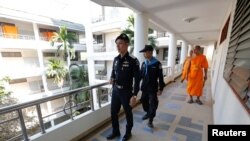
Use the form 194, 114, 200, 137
91, 0, 234, 46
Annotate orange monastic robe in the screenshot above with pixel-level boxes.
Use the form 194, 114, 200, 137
181, 57, 192, 81
187, 54, 208, 96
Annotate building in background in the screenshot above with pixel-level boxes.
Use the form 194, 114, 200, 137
0, 7, 86, 120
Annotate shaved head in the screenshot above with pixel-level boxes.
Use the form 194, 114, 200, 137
194, 45, 202, 55
195, 45, 201, 50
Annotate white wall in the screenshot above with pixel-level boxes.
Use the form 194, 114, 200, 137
105, 32, 119, 52
203, 45, 214, 68
212, 0, 250, 124
32, 105, 111, 141
156, 48, 164, 61
0, 49, 41, 79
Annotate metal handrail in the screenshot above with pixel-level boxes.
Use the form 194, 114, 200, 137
0, 82, 110, 141
162, 66, 171, 77
0, 82, 109, 115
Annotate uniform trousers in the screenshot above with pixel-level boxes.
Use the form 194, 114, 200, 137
140, 90, 159, 121
111, 86, 133, 134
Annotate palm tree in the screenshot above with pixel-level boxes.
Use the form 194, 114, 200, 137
50, 26, 76, 86
46, 58, 68, 90
51, 26, 76, 60
122, 14, 158, 54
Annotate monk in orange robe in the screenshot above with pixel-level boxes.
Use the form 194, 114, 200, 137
181, 50, 193, 82
187, 45, 208, 105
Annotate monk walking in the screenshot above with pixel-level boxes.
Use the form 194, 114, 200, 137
181, 50, 193, 83
186, 45, 208, 105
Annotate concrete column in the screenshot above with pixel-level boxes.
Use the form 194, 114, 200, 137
84, 0, 99, 110
152, 30, 157, 57
33, 23, 53, 121
167, 33, 177, 80
101, 6, 105, 21
37, 49, 49, 92
33, 23, 49, 93
33, 23, 40, 40
134, 12, 148, 64
180, 40, 188, 64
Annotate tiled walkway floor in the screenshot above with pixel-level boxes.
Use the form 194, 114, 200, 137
83, 78, 213, 141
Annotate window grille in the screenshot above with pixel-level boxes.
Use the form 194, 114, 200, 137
223, 0, 250, 113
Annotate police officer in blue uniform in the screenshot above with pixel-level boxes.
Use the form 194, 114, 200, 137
107, 33, 140, 141
140, 45, 165, 128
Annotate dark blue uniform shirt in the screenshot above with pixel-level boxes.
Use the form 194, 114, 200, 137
140, 57, 165, 92
111, 52, 140, 96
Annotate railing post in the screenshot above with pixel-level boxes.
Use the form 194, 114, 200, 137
89, 90, 95, 111
36, 104, 46, 134
69, 95, 74, 120
98, 92, 101, 108
17, 109, 29, 141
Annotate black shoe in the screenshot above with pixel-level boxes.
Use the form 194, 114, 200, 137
147, 121, 154, 128
142, 114, 149, 120
122, 133, 132, 141
187, 99, 194, 104
106, 133, 120, 140
195, 99, 203, 105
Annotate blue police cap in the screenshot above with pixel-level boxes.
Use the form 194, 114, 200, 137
115, 33, 129, 43
140, 45, 154, 52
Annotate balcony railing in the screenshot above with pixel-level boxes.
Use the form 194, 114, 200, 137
0, 33, 35, 40
162, 64, 183, 82
162, 66, 171, 77
91, 15, 104, 23
0, 82, 110, 141
95, 74, 108, 80
93, 43, 106, 52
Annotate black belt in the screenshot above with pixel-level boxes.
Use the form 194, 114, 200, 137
115, 84, 130, 89
115, 84, 124, 89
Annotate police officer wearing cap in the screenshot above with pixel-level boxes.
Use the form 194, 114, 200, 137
140, 45, 165, 128
107, 33, 140, 141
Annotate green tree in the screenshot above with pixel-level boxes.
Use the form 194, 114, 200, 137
50, 26, 76, 60
0, 76, 14, 107
46, 58, 68, 89
70, 64, 89, 102
50, 26, 76, 86
122, 14, 158, 54
0, 77, 38, 141
0, 76, 12, 104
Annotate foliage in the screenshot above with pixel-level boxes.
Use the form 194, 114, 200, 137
0, 76, 19, 141
0, 76, 12, 104
0, 77, 38, 141
122, 14, 158, 54
50, 26, 77, 87
148, 36, 157, 49
46, 58, 68, 87
70, 64, 90, 103
122, 28, 134, 48
50, 26, 76, 60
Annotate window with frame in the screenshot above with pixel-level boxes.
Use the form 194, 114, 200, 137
1, 52, 22, 57
93, 34, 104, 44
223, 0, 250, 113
